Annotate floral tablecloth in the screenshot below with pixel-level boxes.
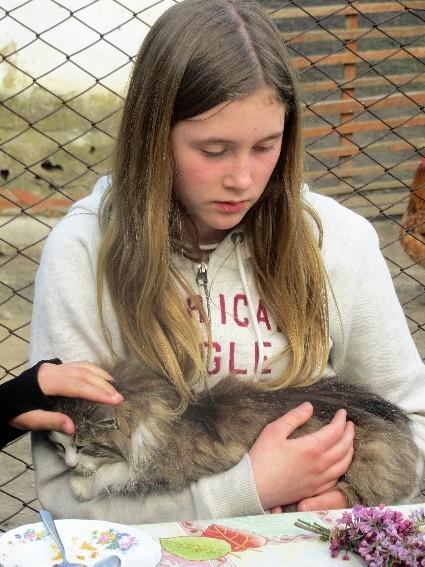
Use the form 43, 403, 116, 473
136, 504, 421, 566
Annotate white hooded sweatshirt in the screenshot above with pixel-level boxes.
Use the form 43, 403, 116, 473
30, 176, 425, 523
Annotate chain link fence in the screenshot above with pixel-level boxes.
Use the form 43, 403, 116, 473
0, 0, 424, 532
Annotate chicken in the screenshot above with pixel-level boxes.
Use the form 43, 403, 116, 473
400, 157, 425, 268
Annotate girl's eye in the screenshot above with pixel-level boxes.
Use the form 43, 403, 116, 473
253, 145, 274, 153
201, 149, 226, 158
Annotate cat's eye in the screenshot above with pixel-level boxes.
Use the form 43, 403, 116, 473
75, 445, 84, 452
53, 442, 65, 453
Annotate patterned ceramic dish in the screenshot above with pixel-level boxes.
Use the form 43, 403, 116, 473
0, 519, 162, 567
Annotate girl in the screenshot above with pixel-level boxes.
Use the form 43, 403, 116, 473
30, 0, 425, 523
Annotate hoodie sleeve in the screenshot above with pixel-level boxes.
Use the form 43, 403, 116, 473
0, 365, 45, 449
0, 360, 61, 449
30, 180, 265, 523
314, 193, 425, 481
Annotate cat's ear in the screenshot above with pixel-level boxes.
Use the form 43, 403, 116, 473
88, 405, 119, 430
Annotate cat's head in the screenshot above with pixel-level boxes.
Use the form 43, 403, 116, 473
48, 401, 121, 472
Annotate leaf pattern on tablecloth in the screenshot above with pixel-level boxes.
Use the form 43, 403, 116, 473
202, 524, 266, 552
157, 517, 338, 565
157, 523, 270, 565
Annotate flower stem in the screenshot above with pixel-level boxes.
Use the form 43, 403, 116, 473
294, 520, 331, 541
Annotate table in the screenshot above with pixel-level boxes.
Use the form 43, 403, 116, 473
136, 504, 422, 566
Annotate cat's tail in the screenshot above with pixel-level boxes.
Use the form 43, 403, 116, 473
280, 377, 409, 425
196, 376, 409, 427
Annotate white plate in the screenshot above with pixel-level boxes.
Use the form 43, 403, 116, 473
0, 519, 162, 567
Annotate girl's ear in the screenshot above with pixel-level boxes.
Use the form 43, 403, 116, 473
88, 405, 119, 430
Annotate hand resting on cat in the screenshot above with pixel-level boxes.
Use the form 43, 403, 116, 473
49, 361, 420, 509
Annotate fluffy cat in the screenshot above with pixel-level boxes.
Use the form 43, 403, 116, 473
49, 360, 420, 508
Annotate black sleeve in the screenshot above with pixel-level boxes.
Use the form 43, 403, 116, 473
0, 359, 62, 449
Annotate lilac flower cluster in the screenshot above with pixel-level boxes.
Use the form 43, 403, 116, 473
330, 505, 425, 566
295, 505, 425, 566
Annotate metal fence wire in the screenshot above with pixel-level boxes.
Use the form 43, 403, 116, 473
0, 0, 424, 532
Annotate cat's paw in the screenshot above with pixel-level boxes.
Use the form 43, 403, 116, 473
70, 475, 97, 501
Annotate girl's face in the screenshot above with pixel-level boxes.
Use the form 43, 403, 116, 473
171, 86, 285, 244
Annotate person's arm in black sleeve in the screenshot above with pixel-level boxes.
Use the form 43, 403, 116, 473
0, 359, 61, 449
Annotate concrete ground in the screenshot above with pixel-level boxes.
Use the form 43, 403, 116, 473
0, 214, 424, 533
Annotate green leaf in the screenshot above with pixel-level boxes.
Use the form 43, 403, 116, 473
160, 536, 231, 560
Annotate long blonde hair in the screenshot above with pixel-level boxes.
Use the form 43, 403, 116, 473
97, 0, 329, 403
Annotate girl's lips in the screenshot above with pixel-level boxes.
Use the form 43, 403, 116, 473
214, 201, 247, 213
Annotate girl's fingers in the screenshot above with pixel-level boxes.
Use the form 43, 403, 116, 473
301, 408, 348, 452
323, 420, 354, 466
68, 380, 123, 404
10, 410, 75, 435
297, 489, 348, 512
271, 402, 314, 438
321, 444, 354, 485
38, 362, 123, 403
299, 420, 354, 492
67, 361, 114, 382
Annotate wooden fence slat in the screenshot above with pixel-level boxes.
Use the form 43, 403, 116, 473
304, 114, 425, 140
269, 1, 425, 20
336, 189, 410, 217
292, 46, 425, 70
306, 178, 415, 198
304, 91, 425, 117
301, 73, 424, 94
284, 25, 425, 45
309, 137, 424, 159
304, 158, 423, 185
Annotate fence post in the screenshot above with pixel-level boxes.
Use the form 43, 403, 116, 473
339, 7, 358, 180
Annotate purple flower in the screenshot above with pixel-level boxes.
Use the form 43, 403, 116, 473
296, 505, 425, 566
330, 537, 341, 558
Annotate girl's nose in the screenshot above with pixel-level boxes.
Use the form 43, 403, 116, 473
223, 156, 252, 191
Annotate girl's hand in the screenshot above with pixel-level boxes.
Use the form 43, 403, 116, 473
9, 361, 123, 434
297, 488, 348, 511
37, 361, 122, 402
248, 402, 354, 510
270, 489, 348, 514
